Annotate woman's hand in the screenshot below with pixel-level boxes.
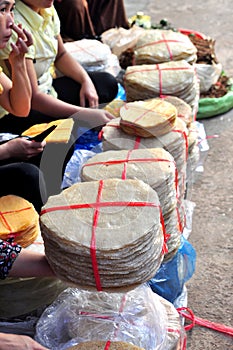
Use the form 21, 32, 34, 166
73, 108, 115, 128
55, 35, 99, 108
0, 333, 49, 350
79, 78, 99, 108
0, 138, 45, 160
9, 24, 33, 64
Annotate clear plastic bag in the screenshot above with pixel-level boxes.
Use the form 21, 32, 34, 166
35, 284, 168, 350
195, 62, 222, 93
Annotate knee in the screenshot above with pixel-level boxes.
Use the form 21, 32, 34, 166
96, 72, 119, 103
17, 162, 41, 181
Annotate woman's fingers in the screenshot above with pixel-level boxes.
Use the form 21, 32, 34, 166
12, 23, 33, 48
23, 28, 33, 47
11, 23, 27, 41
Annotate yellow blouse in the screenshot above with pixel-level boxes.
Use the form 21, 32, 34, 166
0, 66, 3, 95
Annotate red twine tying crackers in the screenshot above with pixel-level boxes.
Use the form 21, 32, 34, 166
83, 153, 172, 254
177, 307, 233, 337
136, 33, 190, 61
124, 64, 193, 99
0, 206, 32, 240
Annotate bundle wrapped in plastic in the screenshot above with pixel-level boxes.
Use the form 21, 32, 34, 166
101, 26, 144, 57
158, 295, 186, 350
35, 284, 184, 350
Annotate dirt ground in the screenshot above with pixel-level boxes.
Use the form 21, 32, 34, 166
123, 1, 233, 349
186, 114, 233, 349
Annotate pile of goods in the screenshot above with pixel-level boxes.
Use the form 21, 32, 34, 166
81, 148, 180, 257
14, 17, 233, 350
101, 109, 190, 201
0, 195, 39, 248
124, 60, 199, 111
37, 91, 194, 347
111, 24, 233, 119
133, 29, 197, 64
186, 32, 233, 118
119, 98, 177, 137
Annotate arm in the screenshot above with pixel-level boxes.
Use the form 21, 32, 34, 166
25, 57, 115, 127
0, 24, 32, 116
0, 239, 54, 279
0, 333, 49, 350
9, 249, 55, 278
26, 57, 82, 118
55, 35, 99, 107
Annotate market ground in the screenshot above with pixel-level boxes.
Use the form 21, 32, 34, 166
124, 1, 233, 349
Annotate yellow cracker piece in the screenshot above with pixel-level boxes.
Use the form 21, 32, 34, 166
104, 99, 125, 118
22, 118, 74, 143
0, 195, 39, 247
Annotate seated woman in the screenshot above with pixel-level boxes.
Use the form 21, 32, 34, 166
0, 0, 117, 196
0, 0, 47, 210
0, 0, 118, 122
54, 0, 129, 41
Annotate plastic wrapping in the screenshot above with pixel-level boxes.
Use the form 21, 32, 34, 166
158, 295, 186, 350
192, 121, 209, 182
62, 149, 98, 188
182, 199, 196, 240
148, 235, 196, 304
62, 127, 103, 188
75, 127, 102, 151
101, 26, 144, 57
195, 62, 222, 93
35, 284, 168, 350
